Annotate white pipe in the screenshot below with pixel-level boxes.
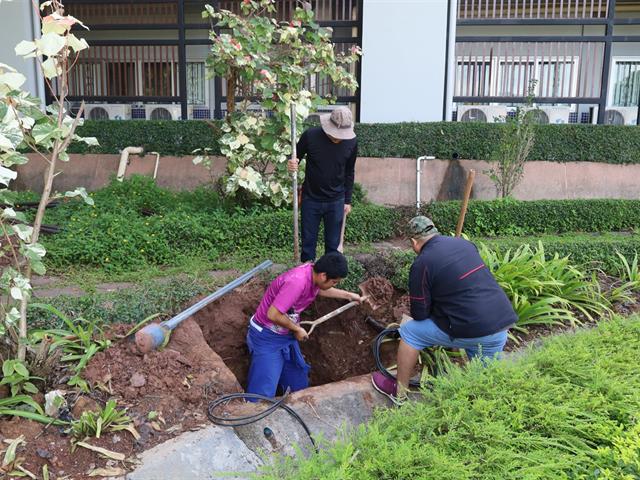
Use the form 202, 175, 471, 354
416, 156, 435, 214
150, 152, 161, 180
117, 146, 144, 181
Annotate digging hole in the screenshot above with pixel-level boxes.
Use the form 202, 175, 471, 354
192, 278, 408, 388
193, 279, 408, 387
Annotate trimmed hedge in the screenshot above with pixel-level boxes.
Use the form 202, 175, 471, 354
70, 120, 640, 164
422, 198, 640, 236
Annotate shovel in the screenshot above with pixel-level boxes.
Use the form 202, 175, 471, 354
337, 211, 347, 253
300, 282, 382, 335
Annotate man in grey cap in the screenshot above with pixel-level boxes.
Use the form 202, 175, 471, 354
372, 216, 517, 405
288, 106, 357, 262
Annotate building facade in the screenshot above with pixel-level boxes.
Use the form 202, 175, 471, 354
2, 0, 639, 124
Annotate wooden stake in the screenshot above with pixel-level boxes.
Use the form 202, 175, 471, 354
455, 169, 476, 237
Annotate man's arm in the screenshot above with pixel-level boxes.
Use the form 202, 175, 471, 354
267, 305, 308, 342
318, 287, 361, 303
409, 258, 431, 320
343, 141, 357, 206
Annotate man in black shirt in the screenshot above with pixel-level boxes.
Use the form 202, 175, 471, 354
372, 216, 517, 405
288, 106, 357, 262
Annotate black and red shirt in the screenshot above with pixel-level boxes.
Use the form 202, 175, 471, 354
409, 235, 517, 338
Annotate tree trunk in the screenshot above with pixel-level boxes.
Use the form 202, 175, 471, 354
226, 70, 237, 116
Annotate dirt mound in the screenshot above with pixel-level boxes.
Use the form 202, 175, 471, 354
360, 277, 394, 308
193, 279, 264, 386
85, 319, 241, 405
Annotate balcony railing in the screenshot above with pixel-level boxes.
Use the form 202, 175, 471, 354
454, 41, 605, 99
457, 0, 610, 20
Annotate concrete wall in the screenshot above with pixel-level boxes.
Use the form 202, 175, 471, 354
16, 154, 640, 205
360, 0, 455, 123
0, 0, 45, 102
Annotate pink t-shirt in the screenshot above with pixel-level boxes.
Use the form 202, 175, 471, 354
253, 263, 320, 335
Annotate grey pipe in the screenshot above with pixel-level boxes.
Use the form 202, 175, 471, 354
163, 259, 273, 330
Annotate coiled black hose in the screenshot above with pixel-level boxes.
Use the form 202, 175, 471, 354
206, 388, 317, 451
373, 327, 422, 388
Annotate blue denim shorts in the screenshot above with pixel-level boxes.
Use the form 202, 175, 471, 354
400, 318, 508, 361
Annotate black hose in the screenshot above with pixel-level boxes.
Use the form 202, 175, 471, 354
206, 388, 317, 451
373, 327, 422, 388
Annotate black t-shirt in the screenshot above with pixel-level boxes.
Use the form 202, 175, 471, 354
409, 235, 517, 338
297, 127, 357, 204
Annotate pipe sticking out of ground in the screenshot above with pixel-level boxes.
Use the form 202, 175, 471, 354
135, 260, 273, 353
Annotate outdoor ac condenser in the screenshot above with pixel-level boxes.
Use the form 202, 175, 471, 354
145, 104, 183, 120
604, 107, 638, 125
85, 104, 132, 121
534, 106, 571, 124
457, 105, 508, 123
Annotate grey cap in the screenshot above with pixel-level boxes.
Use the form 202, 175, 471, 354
406, 216, 439, 237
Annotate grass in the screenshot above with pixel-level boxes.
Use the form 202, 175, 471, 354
262, 316, 640, 480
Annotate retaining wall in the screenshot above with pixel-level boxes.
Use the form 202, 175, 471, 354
16, 154, 640, 205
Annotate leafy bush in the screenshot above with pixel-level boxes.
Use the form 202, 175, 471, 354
39, 177, 398, 273
423, 198, 640, 236
70, 121, 640, 163
479, 242, 610, 330
261, 316, 640, 479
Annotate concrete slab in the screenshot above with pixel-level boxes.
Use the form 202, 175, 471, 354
126, 425, 263, 480
233, 374, 392, 460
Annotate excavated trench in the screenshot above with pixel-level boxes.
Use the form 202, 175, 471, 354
192, 277, 406, 389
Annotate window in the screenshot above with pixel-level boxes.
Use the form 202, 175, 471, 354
611, 60, 640, 107
187, 62, 206, 105
143, 62, 178, 97
107, 62, 135, 97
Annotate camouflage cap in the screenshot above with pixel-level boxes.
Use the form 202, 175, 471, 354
406, 216, 439, 237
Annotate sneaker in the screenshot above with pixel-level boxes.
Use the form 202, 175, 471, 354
371, 372, 405, 406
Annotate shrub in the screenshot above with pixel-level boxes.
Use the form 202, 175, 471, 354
423, 198, 640, 236
70, 121, 640, 164
260, 316, 640, 479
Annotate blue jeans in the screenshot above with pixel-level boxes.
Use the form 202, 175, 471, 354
301, 196, 344, 262
400, 318, 508, 361
246, 319, 310, 399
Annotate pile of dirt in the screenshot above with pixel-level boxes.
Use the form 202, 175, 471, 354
360, 277, 394, 308
0, 319, 242, 480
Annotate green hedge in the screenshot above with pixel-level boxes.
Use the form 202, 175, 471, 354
261, 317, 640, 479
37, 177, 640, 274
70, 120, 640, 164
422, 198, 640, 236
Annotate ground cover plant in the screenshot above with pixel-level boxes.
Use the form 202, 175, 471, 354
260, 316, 640, 480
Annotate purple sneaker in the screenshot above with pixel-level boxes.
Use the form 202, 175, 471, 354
371, 372, 404, 406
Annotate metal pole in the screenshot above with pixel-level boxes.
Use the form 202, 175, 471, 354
291, 103, 300, 263
597, 0, 616, 124
177, 0, 188, 120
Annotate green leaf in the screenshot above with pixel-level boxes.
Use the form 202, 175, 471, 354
13, 362, 29, 378
23, 382, 38, 394
2, 360, 15, 377
32, 123, 58, 144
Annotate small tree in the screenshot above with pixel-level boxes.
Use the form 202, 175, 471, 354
1, 0, 95, 362
486, 82, 537, 199
198, 0, 361, 206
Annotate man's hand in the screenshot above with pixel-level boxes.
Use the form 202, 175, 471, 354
344, 204, 352, 215
288, 158, 298, 173
346, 292, 363, 303
293, 326, 309, 342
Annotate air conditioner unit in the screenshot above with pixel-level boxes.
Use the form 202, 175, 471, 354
457, 105, 508, 123
145, 104, 183, 120
604, 107, 638, 126
187, 105, 211, 120
85, 104, 131, 121
530, 106, 571, 125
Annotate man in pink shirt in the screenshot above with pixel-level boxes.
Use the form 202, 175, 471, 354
246, 252, 361, 398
